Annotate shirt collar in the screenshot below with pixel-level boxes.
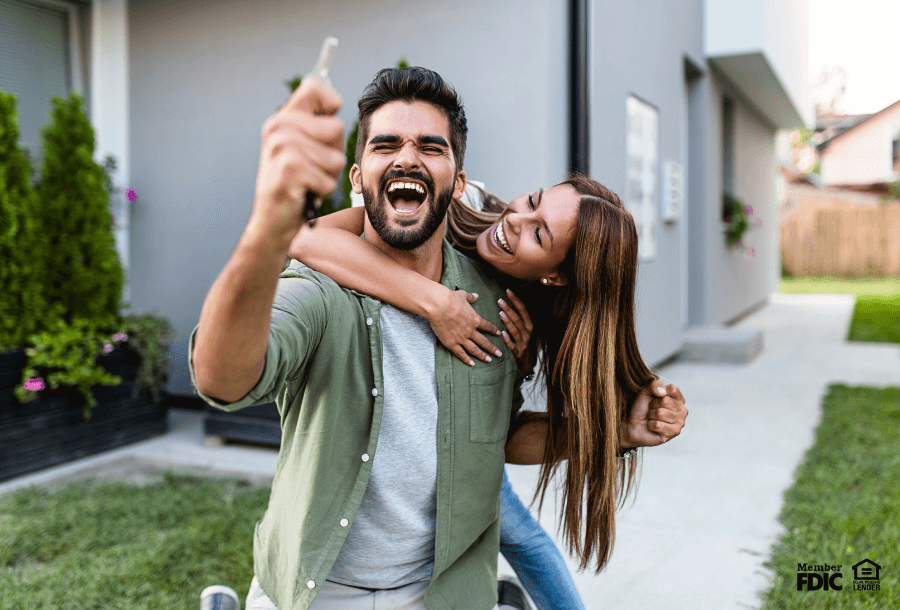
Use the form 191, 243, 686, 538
439, 237, 464, 291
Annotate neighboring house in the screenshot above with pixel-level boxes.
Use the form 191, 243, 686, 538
817, 99, 900, 187
1, 0, 810, 401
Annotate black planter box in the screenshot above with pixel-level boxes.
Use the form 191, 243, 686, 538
204, 402, 282, 447
0, 346, 169, 482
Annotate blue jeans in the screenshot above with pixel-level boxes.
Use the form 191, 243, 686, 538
500, 470, 587, 610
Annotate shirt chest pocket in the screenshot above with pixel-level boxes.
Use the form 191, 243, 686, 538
469, 363, 514, 443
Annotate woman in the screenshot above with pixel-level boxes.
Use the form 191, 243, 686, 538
289, 174, 681, 607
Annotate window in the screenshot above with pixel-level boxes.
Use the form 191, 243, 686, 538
626, 95, 659, 261
722, 96, 735, 196
0, 0, 85, 166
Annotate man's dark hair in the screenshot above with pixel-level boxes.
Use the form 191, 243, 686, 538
356, 67, 467, 172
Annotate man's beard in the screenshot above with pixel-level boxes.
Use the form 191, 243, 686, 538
362, 170, 452, 251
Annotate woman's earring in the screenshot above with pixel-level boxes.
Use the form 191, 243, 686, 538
541, 278, 549, 285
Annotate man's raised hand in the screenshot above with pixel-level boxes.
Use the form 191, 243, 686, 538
250, 77, 345, 244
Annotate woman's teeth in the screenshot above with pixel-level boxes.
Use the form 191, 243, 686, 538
495, 222, 513, 254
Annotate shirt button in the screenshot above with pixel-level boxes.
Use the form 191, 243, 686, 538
361, 453, 369, 462
366, 317, 373, 326
340, 518, 349, 527
371, 388, 378, 397
307, 580, 315, 589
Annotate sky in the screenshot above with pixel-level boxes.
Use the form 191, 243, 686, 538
808, 0, 900, 115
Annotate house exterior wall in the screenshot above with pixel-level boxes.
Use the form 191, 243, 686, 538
688, 73, 778, 325
126, 0, 569, 396
589, 0, 704, 361
111, 0, 806, 397
704, 0, 811, 128
819, 101, 900, 186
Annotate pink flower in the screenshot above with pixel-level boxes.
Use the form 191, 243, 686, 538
113, 332, 128, 342
745, 205, 754, 215
749, 247, 756, 256
103, 342, 114, 354
127, 189, 137, 202
25, 348, 36, 356
23, 378, 44, 391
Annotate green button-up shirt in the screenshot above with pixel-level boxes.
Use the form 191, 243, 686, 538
188, 239, 523, 610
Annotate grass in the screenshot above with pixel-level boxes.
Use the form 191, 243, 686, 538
0, 473, 269, 609
759, 384, 900, 609
780, 277, 900, 343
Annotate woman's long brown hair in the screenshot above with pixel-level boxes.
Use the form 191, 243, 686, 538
446, 175, 657, 573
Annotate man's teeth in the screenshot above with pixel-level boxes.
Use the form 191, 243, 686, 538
495, 222, 513, 254
387, 182, 425, 194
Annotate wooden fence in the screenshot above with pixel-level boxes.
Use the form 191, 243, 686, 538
781, 196, 900, 277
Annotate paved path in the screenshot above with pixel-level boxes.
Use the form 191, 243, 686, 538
2, 293, 898, 609
502, 293, 900, 609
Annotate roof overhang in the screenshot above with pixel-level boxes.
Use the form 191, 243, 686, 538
708, 51, 808, 131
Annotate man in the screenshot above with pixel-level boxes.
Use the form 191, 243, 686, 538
190, 67, 685, 610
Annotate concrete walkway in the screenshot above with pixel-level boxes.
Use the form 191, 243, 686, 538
2, 293, 898, 609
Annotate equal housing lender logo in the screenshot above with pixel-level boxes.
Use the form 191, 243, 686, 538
796, 559, 882, 592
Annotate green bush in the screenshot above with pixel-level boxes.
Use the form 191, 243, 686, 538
15, 318, 123, 419
0, 91, 48, 350
3, 90, 174, 417
34, 92, 124, 329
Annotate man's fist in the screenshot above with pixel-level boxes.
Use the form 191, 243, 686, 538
251, 78, 345, 241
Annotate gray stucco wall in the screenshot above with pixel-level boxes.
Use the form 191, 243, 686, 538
689, 71, 777, 326
127, 0, 569, 396
125, 0, 782, 398
590, 0, 705, 364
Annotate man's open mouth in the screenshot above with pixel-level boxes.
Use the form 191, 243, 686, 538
386, 180, 428, 215
494, 221, 513, 254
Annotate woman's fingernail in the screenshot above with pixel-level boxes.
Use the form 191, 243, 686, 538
495, 349, 502, 357
498, 299, 506, 307
472, 293, 478, 299
499, 312, 507, 320
469, 360, 475, 366
485, 355, 492, 362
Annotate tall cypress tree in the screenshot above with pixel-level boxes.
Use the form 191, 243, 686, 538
0, 91, 47, 350
34, 93, 124, 329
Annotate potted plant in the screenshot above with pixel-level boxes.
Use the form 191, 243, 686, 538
0, 90, 173, 481
722, 192, 760, 257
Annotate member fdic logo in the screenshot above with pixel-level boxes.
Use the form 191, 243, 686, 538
796, 563, 843, 591
796, 559, 882, 593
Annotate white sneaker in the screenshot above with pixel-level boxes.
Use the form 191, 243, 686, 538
200, 585, 241, 610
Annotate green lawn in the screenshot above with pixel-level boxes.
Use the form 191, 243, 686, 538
0, 473, 268, 610
781, 277, 900, 343
759, 384, 900, 609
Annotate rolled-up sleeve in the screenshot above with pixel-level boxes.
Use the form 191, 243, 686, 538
187, 273, 328, 412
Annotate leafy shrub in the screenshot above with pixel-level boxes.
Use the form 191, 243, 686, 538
16, 318, 123, 419
34, 92, 124, 329
0, 90, 48, 350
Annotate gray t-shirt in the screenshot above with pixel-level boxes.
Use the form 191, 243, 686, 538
326, 303, 439, 589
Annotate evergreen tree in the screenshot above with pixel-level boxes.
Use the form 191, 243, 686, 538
34, 93, 124, 330
0, 91, 47, 350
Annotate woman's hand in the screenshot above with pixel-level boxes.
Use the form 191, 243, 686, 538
619, 380, 687, 450
426, 287, 503, 366
498, 289, 534, 367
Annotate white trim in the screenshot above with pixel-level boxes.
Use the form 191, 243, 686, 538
89, 0, 130, 304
